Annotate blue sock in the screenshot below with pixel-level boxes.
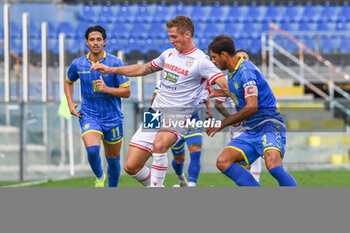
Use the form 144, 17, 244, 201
172, 159, 184, 176
188, 151, 201, 183
223, 163, 262, 186
106, 156, 121, 187
269, 166, 298, 186
86, 145, 103, 178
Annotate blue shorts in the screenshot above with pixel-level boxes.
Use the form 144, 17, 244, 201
171, 114, 202, 156
80, 116, 123, 144
225, 121, 286, 168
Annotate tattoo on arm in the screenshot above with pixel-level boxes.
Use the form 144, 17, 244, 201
145, 63, 158, 74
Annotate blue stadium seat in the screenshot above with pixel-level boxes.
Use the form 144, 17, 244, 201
226, 5, 245, 23
207, 4, 225, 23
152, 4, 171, 23
223, 22, 240, 39
240, 22, 259, 39
147, 22, 167, 39
319, 5, 337, 22
29, 38, 41, 54
129, 22, 148, 39
335, 21, 348, 31
28, 21, 40, 39
338, 36, 350, 53
279, 22, 295, 31
172, 4, 189, 17
48, 38, 59, 55
197, 37, 210, 52
57, 22, 75, 39
190, 4, 207, 23
201, 22, 221, 39
245, 5, 263, 23
300, 5, 319, 22
246, 38, 262, 55
110, 22, 129, 39
80, 4, 98, 22
66, 38, 81, 55
281, 5, 300, 23
47, 21, 57, 39
133, 4, 152, 23
98, 5, 116, 23
297, 20, 313, 31
144, 38, 160, 54
301, 35, 317, 51
235, 38, 248, 51
320, 35, 337, 53
115, 4, 134, 23
259, 21, 271, 34
159, 38, 173, 51
75, 22, 91, 39
10, 38, 22, 55
10, 21, 21, 38
316, 21, 331, 31
338, 5, 350, 22
264, 5, 282, 23
284, 38, 299, 53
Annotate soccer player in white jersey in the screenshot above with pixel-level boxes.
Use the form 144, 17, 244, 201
214, 49, 262, 182
91, 15, 229, 187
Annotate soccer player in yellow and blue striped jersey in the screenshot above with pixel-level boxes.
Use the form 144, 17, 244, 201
64, 26, 130, 187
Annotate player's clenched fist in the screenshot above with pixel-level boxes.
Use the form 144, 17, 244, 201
95, 76, 108, 92
91, 63, 111, 74
206, 122, 223, 137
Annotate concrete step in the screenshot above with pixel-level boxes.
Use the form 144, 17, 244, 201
287, 119, 345, 131
307, 135, 350, 146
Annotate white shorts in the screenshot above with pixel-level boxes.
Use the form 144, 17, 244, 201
229, 125, 245, 140
130, 118, 190, 155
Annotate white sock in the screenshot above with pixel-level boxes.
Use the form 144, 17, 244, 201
130, 166, 151, 187
151, 153, 168, 187
177, 173, 186, 182
250, 157, 262, 182
188, 182, 196, 187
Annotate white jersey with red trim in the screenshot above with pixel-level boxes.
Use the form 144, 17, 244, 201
151, 47, 224, 115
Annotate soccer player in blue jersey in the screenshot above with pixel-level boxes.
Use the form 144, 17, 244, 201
151, 88, 212, 187
64, 26, 130, 187
207, 35, 297, 186
214, 49, 262, 183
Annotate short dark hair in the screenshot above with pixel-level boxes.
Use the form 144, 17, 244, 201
166, 15, 194, 37
208, 35, 236, 56
235, 49, 251, 59
85, 25, 106, 40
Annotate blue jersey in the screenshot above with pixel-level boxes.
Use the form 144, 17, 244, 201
67, 51, 130, 126
228, 57, 284, 129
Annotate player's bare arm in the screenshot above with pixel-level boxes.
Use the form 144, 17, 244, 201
95, 76, 130, 98
207, 76, 230, 98
206, 95, 258, 137
214, 100, 230, 118
91, 62, 158, 77
64, 81, 82, 118
205, 98, 213, 120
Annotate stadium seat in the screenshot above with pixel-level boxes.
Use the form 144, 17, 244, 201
47, 21, 57, 39
144, 38, 160, 55
201, 22, 221, 39
335, 20, 348, 31
57, 22, 75, 39
152, 4, 171, 23
319, 5, 337, 22
111, 22, 129, 39
10, 38, 22, 55
301, 35, 317, 51
235, 38, 248, 51
320, 36, 338, 54
338, 5, 350, 22
279, 21, 295, 31
190, 4, 207, 23
66, 38, 81, 55
97, 5, 116, 23
129, 22, 148, 39
79, 4, 98, 22
115, 4, 134, 23
223, 22, 240, 39
240, 22, 259, 39
159, 38, 173, 51
226, 5, 245, 23
338, 36, 350, 53
281, 5, 300, 23
147, 22, 168, 39
75, 22, 91, 39
300, 4, 320, 22
133, 4, 152, 23
10, 21, 21, 38
172, 3, 189, 17
246, 38, 262, 55
207, 4, 226, 23
264, 5, 282, 23
197, 37, 210, 51
125, 38, 144, 61
297, 20, 313, 32
245, 5, 263, 23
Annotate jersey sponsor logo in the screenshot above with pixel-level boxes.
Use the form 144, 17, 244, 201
83, 123, 90, 130
243, 80, 257, 88
168, 52, 173, 57
163, 70, 179, 83
164, 63, 189, 76
234, 82, 239, 90
92, 80, 101, 92
186, 58, 194, 67
78, 71, 91, 74
159, 82, 177, 92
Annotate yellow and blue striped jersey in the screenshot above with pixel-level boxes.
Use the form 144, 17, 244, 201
67, 51, 130, 125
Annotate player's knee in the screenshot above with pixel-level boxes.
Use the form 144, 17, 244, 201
216, 155, 231, 172
188, 144, 201, 153
174, 155, 185, 163
124, 161, 140, 175
153, 141, 168, 153
264, 150, 283, 171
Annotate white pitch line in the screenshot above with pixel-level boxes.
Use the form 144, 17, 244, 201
3, 176, 72, 187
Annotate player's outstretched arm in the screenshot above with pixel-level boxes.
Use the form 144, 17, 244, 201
91, 62, 159, 77
64, 81, 82, 118
95, 76, 130, 98
214, 100, 229, 118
